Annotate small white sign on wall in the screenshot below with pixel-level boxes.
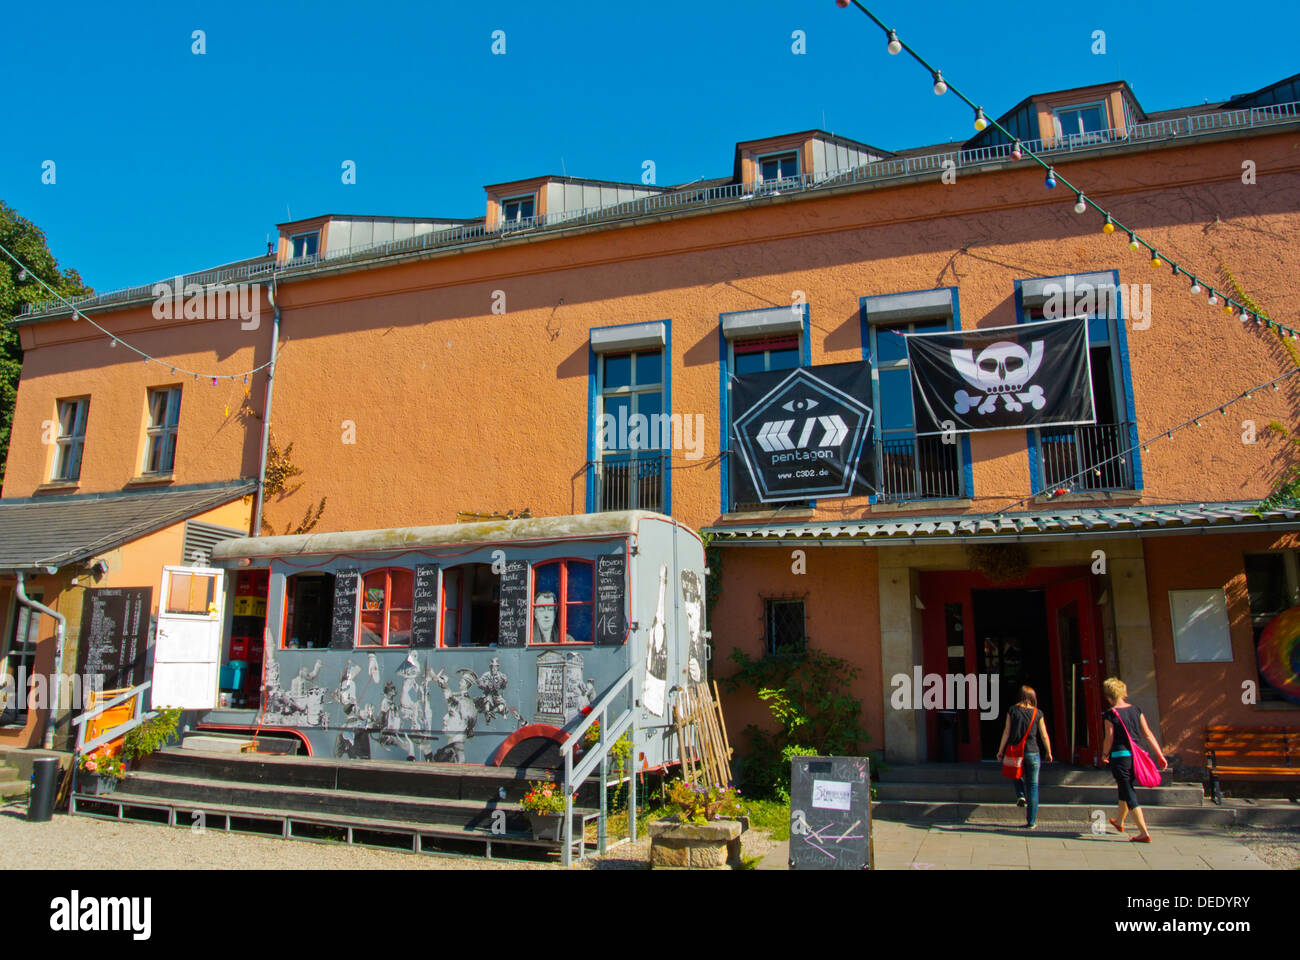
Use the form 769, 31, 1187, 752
1169, 589, 1233, 663
812, 779, 852, 811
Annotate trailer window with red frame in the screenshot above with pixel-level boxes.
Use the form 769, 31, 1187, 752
358, 568, 412, 647
530, 560, 594, 644
440, 563, 499, 647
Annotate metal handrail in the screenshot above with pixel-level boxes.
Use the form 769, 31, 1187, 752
559, 668, 636, 868
20, 100, 1300, 320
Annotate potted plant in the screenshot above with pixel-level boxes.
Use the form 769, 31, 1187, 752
519, 780, 569, 840
649, 780, 746, 868
78, 750, 126, 795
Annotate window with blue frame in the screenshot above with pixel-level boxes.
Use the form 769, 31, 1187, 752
596, 349, 666, 512
1025, 301, 1135, 493
728, 333, 807, 511
868, 319, 967, 501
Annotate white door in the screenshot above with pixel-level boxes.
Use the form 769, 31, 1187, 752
151, 565, 225, 708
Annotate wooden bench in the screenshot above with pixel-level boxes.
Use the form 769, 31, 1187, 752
1204, 725, 1300, 804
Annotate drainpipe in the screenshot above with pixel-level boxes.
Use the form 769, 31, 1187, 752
16, 569, 66, 750
253, 276, 281, 537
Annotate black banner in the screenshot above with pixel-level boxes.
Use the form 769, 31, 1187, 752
907, 317, 1095, 436
730, 361, 875, 503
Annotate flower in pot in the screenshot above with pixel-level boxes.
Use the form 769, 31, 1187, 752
664, 779, 742, 824
78, 750, 126, 794
520, 779, 570, 840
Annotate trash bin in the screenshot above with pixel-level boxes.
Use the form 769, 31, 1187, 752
27, 756, 60, 822
936, 710, 958, 763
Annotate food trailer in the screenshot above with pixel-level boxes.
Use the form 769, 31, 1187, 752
199, 511, 706, 769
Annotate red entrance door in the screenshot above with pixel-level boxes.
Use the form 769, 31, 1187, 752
1045, 578, 1103, 766
918, 574, 980, 762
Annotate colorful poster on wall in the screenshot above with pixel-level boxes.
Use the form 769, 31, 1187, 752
907, 317, 1095, 436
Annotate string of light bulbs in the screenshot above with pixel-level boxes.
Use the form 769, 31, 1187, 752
0, 238, 274, 386
836, 0, 1299, 340
991, 366, 1300, 517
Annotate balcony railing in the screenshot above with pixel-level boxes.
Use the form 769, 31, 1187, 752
1039, 421, 1134, 492
875, 435, 967, 503
20, 99, 1300, 320
590, 453, 667, 513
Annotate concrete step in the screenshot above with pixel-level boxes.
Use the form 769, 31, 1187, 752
872, 800, 1239, 827
880, 762, 1184, 788
138, 748, 602, 806
875, 781, 1204, 806
0, 765, 19, 782
181, 734, 256, 753
0, 778, 28, 799
115, 771, 599, 833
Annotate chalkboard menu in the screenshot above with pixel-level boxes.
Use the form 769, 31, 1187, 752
75, 588, 153, 693
411, 563, 440, 648
497, 559, 529, 647
789, 756, 872, 871
330, 568, 360, 649
595, 552, 628, 645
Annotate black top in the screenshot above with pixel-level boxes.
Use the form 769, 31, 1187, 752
1103, 703, 1144, 754
1007, 704, 1041, 755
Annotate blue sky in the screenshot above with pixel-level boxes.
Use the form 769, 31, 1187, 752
3, 0, 1296, 293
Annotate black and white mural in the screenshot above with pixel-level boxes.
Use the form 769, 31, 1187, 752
907, 317, 1095, 435
260, 646, 528, 764
642, 564, 669, 717
681, 569, 706, 685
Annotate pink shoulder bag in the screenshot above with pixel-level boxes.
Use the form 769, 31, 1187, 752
1114, 709, 1162, 788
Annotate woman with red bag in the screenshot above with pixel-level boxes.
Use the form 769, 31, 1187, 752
995, 685, 1053, 829
1101, 677, 1168, 843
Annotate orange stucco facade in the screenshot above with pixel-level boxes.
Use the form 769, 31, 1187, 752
5, 97, 1300, 771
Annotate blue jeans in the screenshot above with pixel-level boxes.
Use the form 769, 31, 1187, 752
1014, 753, 1041, 825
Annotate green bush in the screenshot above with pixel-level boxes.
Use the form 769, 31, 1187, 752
121, 707, 182, 761
723, 648, 869, 801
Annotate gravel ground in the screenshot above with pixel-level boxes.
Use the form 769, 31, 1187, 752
0, 800, 776, 870
1224, 826, 1300, 871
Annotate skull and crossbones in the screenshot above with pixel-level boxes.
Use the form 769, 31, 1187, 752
950, 340, 1046, 415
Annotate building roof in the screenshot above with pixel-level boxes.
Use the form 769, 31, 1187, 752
0, 480, 255, 570
703, 501, 1300, 546
211, 510, 686, 561
17, 73, 1300, 323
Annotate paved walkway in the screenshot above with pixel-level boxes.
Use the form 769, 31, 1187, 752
760, 820, 1274, 870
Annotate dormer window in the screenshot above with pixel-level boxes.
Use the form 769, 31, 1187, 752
758, 151, 799, 184
290, 232, 319, 259
501, 195, 535, 227
1054, 103, 1109, 145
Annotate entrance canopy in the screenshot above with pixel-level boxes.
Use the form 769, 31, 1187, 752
703, 500, 1300, 547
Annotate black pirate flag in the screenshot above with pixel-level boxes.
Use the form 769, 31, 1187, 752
906, 317, 1095, 436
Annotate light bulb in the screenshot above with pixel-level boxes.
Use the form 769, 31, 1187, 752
1074, 193, 1087, 214
1010, 141, 1022, 160
17, 268, 27, 281
1128, 233, 1139, 251
973, 108, 988, 132
933, 71, 946, 95
1151, 255, 1162, 268
1044, 168, 1057, 189
110, 339, 117, 348
1208, 292, 1218, 306
1103, 217, 1115, 234
887, 29, 901, 54
1190, 279, 1201, 294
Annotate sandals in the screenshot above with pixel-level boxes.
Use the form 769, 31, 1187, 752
1130, 834, 1153, 843
1109, 817, 1126, 834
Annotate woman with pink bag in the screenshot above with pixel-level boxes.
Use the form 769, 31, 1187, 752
1101, 677, 1168, 843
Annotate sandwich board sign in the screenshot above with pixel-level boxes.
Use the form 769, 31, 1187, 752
789, 756, 872, 870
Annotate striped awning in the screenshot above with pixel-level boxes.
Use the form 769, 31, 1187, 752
703, 501, 1300, 546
